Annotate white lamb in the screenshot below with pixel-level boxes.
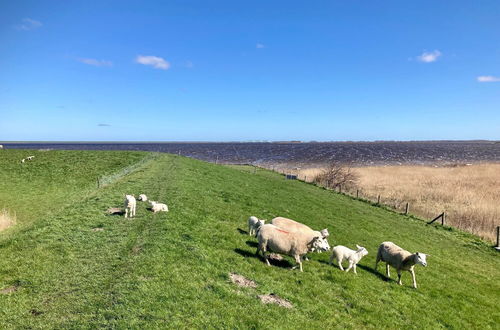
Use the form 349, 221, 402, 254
138, 194, 148, 202
124, 194, 137, 218
329, 245, 368, 274
150, 201, 168, 213
26, 156, 35, 160
375, 241, 429, 289
21, 159, 25, 163
248, 216, 266, 236
256, 224, 330, 272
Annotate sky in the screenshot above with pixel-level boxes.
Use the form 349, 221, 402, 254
0, 1, 499, 142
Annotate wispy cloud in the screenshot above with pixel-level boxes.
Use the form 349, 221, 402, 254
416, 50, 442, 63
477, 75, 500, 82
77, 58, 113, 67
15, 18, 42, 31
256, 43, 265, 49
97, 123, 111, 127
135, 55, 170, 70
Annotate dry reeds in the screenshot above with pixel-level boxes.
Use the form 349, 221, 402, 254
0, 208, 16, 232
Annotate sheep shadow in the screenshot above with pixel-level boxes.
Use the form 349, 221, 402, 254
237, 228, 248, 235
357, 264, 391, 282
245, 240, 258, 248
233, 248, 293, 269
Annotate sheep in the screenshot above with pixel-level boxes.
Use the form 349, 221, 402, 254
138, 194, 148, 202
149, 201, 168, 213
256, 224, 330, 272
124, 195, 137, 218
26, 156, 35, 161
375, 241, 429, 288
21, 159, 25, 163
248, 216, 266, 236
329, 245, 368, 274
271, 217, 330, 257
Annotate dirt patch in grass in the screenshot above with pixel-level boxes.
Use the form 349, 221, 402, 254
229, 273, 257, 288
106, 207, 124, 215
258, 293, 293, 308
0, 286, 18, 294
0, 208, 16, 232
92, 228, 105, 232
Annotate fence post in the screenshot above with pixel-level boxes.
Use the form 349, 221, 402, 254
339, 185, 342, 194
215, 155, 218, 164
356, 189, 359, 198
304, 175, 307, 182
405, 202, 409, 215
496, 226, 500, 249
442, 212, 446, 225
377, 195, 381, 204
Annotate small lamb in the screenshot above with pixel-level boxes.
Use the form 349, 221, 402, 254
138, 194, 148, 202
26, 156, 35, 161
248, 216, 266, 236
124, 194, 137, 218
150, 201, 168, 213
375, 241, 429, 288
329, 245, 368, 274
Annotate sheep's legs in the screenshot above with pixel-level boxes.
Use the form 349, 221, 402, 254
410, 269, 417, 288
353, 264, 357, 274
386, 263, 391, 277
397, 270, 403, 285
346, 263, 357, 274
125, 209, 129, 218
338, 259, 345, 271
294, 255, 303, 272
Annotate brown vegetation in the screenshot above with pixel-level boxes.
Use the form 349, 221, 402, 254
293, 164, 500, 242
313, 163, 359, 190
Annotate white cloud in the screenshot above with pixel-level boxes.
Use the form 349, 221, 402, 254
477, 75, 500, 82
77, 58, 113, 67
256, 43, 265, 49
135, 55, 170, 70
15, 18, 42, 31
416, 50, 442, 63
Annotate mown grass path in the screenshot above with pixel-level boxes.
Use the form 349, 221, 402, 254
0, 153, 499, 328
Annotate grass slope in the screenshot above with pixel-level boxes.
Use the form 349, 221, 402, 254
0, 151, 499, 328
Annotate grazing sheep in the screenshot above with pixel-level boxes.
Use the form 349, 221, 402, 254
138, 194, 148, 202
329, 245, 368, 274
26, 156, 35, 161
256, 224, 330, 272
124, 195, 137, 218
149, 201, 168, 213
271, 217, 330, 256
248, 216, 266, 236
21, 159, 25, 163
375, 241, 429, 288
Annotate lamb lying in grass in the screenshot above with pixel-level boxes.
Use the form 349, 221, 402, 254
375, 241, 429, 288
124, 195, 136, 218
256, 224, 330, 272
248, 216, 265, 236
329, 245, 368, 274
149, 201, 168, 213
138, 194, 148, 202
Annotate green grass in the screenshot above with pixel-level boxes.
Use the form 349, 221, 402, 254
0, 150, 499, 328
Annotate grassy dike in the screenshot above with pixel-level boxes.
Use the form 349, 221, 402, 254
0, 150, 498, 328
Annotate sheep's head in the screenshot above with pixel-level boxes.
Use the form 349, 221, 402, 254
309, 236, 330, 252
356, 245, 369, 257
414, 252, 428, 267
257, 219, 265, 227
149, 201, 157, 206
320, 228, 329, 238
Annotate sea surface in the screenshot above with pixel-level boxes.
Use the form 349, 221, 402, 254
2, 141, 499, 167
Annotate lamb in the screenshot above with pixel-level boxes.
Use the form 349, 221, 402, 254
149, 201, 168, 213
271, 217, 330, 255
21, 159, 25, 163
375, 241, 429, 288
256, 224, 330, 272
124, 194, 137, 218
138, 194, 148, 202
26, 156, 35, 161
248, 216, 266, 236
329, 245, 368, 274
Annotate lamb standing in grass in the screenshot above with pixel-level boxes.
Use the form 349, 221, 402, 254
124, 195, 137, 218
138, 194, 148, 202
248, 216, 265, 236
375, 241, 428, 288
329, 245, 368, 274
256, 224, 330, 272
150, 201, 168, 213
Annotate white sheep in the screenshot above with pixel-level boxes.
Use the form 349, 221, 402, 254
375, 241, 429, 288
271, 217, 330, 257
248, 216, 266, 236
21, 159, 25, 163
329, 245, 368, 274
138, 194, 148, 202
149, 201, 168, 213
124, 195, 137, 218
26, 156, 35, 161
256, 224, 330, 272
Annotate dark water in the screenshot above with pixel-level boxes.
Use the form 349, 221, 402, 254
2, 141, 499, 166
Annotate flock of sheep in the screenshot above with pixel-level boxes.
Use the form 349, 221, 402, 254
20, 155, 35, 163
248, 216, 429, 288
123, 194, 169, 218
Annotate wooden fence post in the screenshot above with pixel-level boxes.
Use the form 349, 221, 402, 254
215, 155, 218, 164
405, 202, 409, 215
442, 212, 446, 225
496, 226, 499, 248
304, 175, 307, 182
339, 185, 342, 194
356, 189, 359, 198
377, 195, 381, 204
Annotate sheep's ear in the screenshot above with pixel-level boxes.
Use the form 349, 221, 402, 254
356, 244, 361, 249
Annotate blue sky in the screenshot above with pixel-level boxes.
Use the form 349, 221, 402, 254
1, 1, 499, 141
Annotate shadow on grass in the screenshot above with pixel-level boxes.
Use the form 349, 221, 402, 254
357, 264, 391, 282
245, 240, 258, 248
237, 228, 248, 235
234, 248, 293, 269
